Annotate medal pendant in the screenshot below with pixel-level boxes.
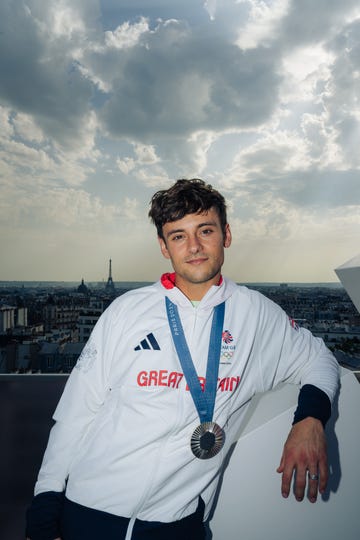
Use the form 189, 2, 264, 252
191, 422, 225, 459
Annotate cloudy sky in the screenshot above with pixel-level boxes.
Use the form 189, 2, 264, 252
1, 0, 359, 283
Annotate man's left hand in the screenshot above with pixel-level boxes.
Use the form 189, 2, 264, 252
277, 417, 327, 503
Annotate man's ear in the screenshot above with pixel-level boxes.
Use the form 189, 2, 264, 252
158, 237, 171, 259
223, 223, 232, 248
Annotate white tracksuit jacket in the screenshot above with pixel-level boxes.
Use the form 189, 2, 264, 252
34, 275, 339, 533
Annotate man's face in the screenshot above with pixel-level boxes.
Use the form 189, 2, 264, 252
158, 208, 232, 299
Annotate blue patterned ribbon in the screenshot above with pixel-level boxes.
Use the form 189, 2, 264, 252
165, 297, 225, 423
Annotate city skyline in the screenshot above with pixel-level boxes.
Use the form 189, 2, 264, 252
1, 1, 360, 283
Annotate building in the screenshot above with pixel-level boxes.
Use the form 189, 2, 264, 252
77, 298, 104, 343
0, 304, 28, 335
0, 305, 16, 334
38, 343, 61, 372
43, 300, 81, 334
77, 279, 90, 296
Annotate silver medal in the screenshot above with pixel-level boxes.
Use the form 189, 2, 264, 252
191, 421, 225, 459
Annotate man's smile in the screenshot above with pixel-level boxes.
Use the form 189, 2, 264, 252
186, 257, 208, 265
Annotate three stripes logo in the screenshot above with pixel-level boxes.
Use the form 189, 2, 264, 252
134, 333, 160, 351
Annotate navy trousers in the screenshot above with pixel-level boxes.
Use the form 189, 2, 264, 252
60, 497, 206, 540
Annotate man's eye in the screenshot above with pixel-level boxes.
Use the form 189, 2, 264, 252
171, 235, 183, 241
201, 229, 213, 235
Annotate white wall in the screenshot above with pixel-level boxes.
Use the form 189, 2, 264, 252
210, 369, 359, 540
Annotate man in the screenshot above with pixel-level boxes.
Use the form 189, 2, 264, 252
26, 178, 339, 540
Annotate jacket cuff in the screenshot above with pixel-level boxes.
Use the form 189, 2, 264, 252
293, 384, 331, 427
26, 491, 64, 540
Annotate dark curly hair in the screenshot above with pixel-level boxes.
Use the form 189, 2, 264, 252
148, 178, 228, 240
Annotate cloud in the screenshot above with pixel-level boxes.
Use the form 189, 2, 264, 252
134, 143, 160, 164
0, 0, 98, 150
94, 18, 280, 139
275, 170, 360, 209
116, 142, 161, 177
0, 105, 14, 139
116, 157, 136, 175
236, 0, 290, 50
324, 18, 360, 167
0, 180, 141, 231
278, 0, 360, 48
12, 112, 45, 143
0, 0, 359, 281
204, 0, 217, 21
0, 134, 95, 189
104, 17, 149, 49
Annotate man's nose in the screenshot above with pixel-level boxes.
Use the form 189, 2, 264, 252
188, 234, 202, 253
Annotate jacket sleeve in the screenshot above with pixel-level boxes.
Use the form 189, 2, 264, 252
252, 292, 340, 405
293, 384, 331, 426
26, 491, 64, 540
34, 300, 120, 496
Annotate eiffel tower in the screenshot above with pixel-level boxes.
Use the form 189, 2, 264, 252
105, 258, 116, 295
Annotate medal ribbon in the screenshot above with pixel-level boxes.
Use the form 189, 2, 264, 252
165, 297, 225, 424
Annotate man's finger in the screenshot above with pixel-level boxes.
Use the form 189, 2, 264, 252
279, 463, 295, 499
293, 467, 307, 501
318, 456, 329, 494
307, 471, 319, 503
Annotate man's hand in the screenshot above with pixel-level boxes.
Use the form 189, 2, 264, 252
277, 417, 328, 503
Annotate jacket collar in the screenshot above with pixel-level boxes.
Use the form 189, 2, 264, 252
158, 272, 237, 310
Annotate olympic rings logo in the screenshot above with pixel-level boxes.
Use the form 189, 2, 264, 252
221, 351, 234, 359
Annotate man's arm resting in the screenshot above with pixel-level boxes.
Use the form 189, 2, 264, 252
277, 384, 331, 503
26, 491, 63, 540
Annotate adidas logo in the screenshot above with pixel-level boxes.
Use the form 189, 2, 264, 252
134, 333, 160, 351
